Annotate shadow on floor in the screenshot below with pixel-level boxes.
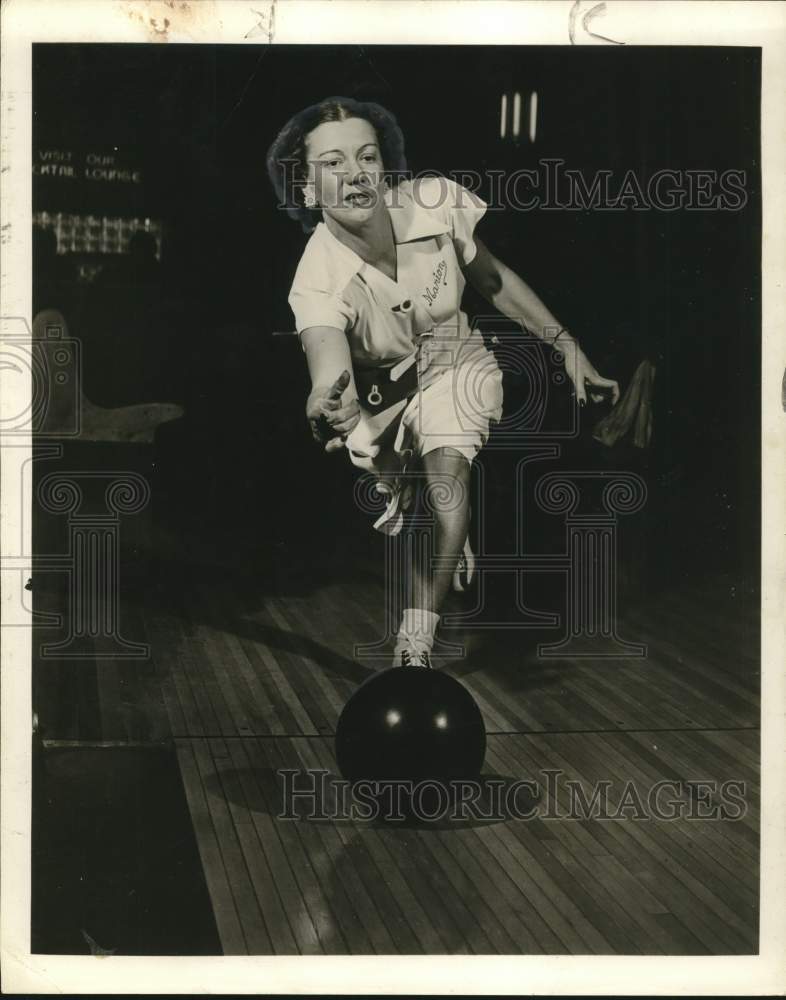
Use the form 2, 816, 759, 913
203, 764, 539, 832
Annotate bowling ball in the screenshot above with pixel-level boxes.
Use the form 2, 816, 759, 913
335, 668, 486, 819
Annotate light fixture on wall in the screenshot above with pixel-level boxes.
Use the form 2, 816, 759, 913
529, 91, 538, 143
499, 90, 538, 143
499, 93, 508, 140
512, 91, 521, 139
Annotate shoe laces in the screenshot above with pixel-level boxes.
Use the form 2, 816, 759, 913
401, 648, 432, 669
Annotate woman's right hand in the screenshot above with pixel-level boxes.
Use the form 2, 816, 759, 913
306, 369, 360, 453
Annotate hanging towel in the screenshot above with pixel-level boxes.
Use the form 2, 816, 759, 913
593, 358, 657, 449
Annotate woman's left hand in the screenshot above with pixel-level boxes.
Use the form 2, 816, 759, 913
563, 343, 620, 406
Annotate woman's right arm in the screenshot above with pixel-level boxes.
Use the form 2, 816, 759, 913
301, 326, 361, 453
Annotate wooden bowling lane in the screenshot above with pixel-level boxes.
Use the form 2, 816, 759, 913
135, 569, 758, 742
34, 567, 760, 954
168, 729, 758, 955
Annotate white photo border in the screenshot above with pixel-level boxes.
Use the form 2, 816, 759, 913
2, 0, 784, 994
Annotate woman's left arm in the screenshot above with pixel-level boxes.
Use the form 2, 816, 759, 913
464, 237, 620, 406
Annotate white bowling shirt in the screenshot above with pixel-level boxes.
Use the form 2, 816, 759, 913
288, 176, 487, 374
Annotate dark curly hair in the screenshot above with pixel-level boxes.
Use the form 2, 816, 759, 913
266, 96, 408, 234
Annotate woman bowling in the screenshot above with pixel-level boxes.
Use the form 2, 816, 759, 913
266, 97, 619, 669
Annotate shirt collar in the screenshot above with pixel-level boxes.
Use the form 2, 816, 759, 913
386, 179, 449, 243
311, 179, 449, 284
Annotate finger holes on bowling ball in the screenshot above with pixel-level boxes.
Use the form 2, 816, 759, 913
335, 667, 487, 824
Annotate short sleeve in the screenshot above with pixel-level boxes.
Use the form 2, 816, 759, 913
288, 283, 355, 336
444, 177, 487, 267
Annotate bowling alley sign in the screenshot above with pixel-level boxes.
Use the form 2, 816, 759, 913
34, 148, 143, 184
33, 147, 147, 214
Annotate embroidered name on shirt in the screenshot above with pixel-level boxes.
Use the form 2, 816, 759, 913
422, 259, 448, 307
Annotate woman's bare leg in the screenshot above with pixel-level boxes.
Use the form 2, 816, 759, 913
411, 446, 471, 613
392, 447, 471, 665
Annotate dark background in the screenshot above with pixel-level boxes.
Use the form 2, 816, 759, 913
32, 43, 761, 594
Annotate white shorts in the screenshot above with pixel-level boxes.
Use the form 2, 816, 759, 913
346, 332, 503, 476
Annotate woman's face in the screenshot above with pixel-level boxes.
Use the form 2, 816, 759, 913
303, 116, 386, 227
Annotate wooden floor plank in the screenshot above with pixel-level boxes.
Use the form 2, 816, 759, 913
194, 738, 272, 953
197, 584, 291, 736
295, 737, 452, 954
324, 576, 391, 645
237, 636, 306, 735
242, 737, 339, 953
316, 736, 505, 954
208, 742, 297, 954
461, 743, 591, 952
574, 650, 745, 731
694, 726, 761, 772
558, 662, 682, 732
252, 736, 353, 953
143, 609, 203, 737
289, 589, 403, 706
47, 564, 759, 957
525, 732, 756, 952
276, 588, 377, 724
156, 654, 188, 737
191, 590, 264, 737
485, 738, 647, 954
622, 604, 759, 689
579, 632, 752, 730
310, 728, 537, 954
368, 825, 477, 954
274, 741, 423, 953
118, 598, 171, 741
218, 628, 288, 735
432, 826, 546, 954
169, 601, 240, 738
643, 592, 760, 667
562, 730, 758, 914
182, 589, 266, 737
304, 586, 380, 650
663, 728, 761, 796
625, 730, 760, 861
411, 826, 527, 954
543, 840, 661, 953
448, 672, 529, 733
620, 606, 758, 699
267, 598, 349, 723
221, 736, 325, 954
386, 736, 608, 955
173, 634, 225, 737
173, 740, 247, 955
283, 740, 400, 954
250, 600, 337, 736
497, 734, 753, 954
233, 605, 321, 736
143, 612, 187, 737
454, 668, 548, 733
